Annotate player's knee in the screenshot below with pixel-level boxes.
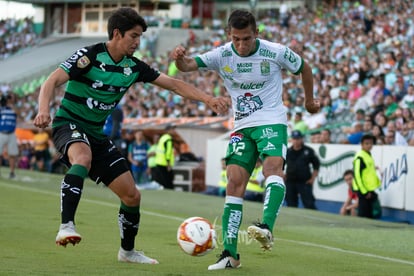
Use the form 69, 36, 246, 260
122, 188, 141, 206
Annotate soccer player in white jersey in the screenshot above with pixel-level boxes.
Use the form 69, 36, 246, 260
172, 9, 320, 270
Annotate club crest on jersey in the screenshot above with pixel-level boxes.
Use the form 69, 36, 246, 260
77, 56, 90, 68
124, 66, 132, 76
260, 60, 270, 75
229, 132, 243, 144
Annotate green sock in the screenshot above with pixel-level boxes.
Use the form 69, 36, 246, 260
262, 175, 286, 233
222, 196, 243, 259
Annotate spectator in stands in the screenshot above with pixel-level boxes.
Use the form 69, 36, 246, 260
372, 124, 385, 145
345, 122, 365, 145
340, 169, 358, 216
0, 94, 18, 178
292, 111, 308, 134
320, 129, 332, 144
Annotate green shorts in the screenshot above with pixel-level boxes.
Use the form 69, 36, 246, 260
225, 124, 287, 174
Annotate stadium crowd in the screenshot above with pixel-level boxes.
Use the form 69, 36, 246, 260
0, 17, 39, 60
1, 0, 414, 173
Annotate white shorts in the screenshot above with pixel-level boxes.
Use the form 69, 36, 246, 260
0, 132, 19, 156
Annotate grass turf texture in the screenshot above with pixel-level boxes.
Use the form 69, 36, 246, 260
1, 169, 413, 275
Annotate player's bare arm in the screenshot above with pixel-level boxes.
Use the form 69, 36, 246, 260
170, 45, 199, 72
301, 62, 320, 114
34, 68, 69, 128
152, 73, 229, 114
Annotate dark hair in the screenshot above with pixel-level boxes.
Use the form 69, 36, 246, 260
227, 9, 256, 32
361, 133, 376, 144
107, 7, 147, 39
343, 169, 353, 178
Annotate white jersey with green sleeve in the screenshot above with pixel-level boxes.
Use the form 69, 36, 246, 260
195, 39, 303, 131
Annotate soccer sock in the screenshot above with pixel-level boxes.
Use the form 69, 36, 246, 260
60, 164, 88, 224
222, 196, 243, 259
262, 175, 286, 233
119, 202, 140, 251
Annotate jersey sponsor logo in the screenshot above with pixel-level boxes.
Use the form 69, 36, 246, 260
239, 81, 265, 90
235, 92, 263, 120
259, 49, 276, 59
77, 56, 90, 68
229, 132, 243, 144
260, 60, 270, 75
86, 97, 117, 111
237, 62, 253, 73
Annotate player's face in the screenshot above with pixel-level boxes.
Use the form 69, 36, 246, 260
228, 26, 258, 57
119, 25, 143, 56
361, 139, 373, 151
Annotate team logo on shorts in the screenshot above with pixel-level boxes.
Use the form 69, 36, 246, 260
229, 132, 243, 144
71, 130, 82, 139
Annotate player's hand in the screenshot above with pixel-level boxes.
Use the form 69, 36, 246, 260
170, 45, 186, 60
305, 99, 320, 114
33, 112, 51, 128
207, 96, 230, 115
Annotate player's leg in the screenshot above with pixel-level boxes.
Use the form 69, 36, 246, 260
95, 142, 158, 264
208, 130, 256, 270
53, 124, 92, 247
247, 124, 287, 251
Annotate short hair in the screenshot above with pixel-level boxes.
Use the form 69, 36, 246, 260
107, 7, 147, 39
343, 169, 353, 178
227, 9, 256, 32
361, 133, 376, 144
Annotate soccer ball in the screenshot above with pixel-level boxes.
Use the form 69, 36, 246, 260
177, 216, 217, 256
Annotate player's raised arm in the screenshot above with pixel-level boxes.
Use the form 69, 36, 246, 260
170, 45, 199, 72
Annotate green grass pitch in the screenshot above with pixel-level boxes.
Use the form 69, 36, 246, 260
1, 169, 413, 275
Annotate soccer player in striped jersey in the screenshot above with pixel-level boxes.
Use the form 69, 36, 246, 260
33, 7, 228, 264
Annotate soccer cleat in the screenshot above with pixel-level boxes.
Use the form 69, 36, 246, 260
247, 223, 274, 251
118, 248, 159, 264
9, 172, 15, 179
55, 221, 82, 247
207, 250, 241, 270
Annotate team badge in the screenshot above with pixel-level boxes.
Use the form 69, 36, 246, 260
77, 56, 90, 68
124, 66, 132, 76
260, 60, 270, 75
